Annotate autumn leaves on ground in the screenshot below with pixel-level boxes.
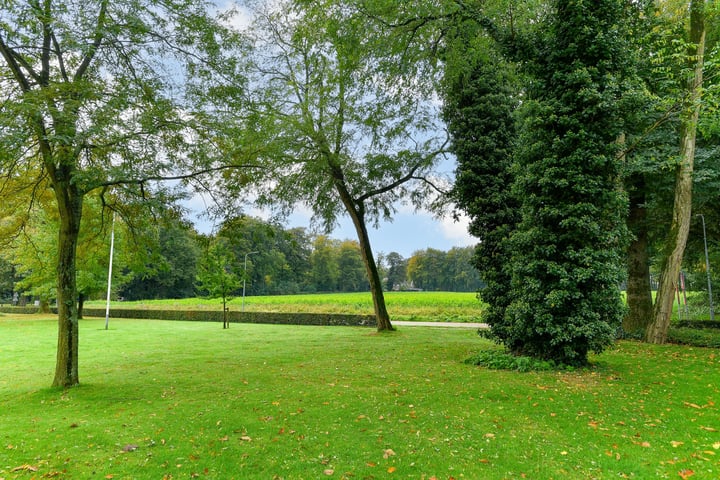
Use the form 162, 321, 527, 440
1, 315, 718, 479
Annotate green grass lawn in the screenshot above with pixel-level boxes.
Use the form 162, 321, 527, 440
87, 291, 484, 323
1, 315, 719, 479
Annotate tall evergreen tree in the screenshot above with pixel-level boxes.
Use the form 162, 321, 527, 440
444, 44, 519, 332
504, 0, 631, 365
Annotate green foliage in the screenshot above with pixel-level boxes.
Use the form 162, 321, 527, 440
406, 247, 483, 292
500, 0, 631, 365
119, 218, 201, 301
667, 327, 720, 348
443, 35, 519, 326
196, 238, 241, 301
464, 349, 558, 372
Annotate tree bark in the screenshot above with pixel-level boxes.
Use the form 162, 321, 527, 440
624, 176, 653, 334
647, 0, 705, 344
348, 206, 394, 332
329, 164, 394, 331
52, 179, 83, 387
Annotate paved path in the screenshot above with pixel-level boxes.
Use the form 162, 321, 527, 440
393, 321, 488, 329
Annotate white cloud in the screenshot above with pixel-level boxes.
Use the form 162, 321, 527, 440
438, 212, 475, 247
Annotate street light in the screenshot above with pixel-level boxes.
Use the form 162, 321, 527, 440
696, 214, 715, 321
242, 251, 259, 312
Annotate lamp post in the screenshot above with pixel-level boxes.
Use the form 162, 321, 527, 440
242, 251, 258, 312
697, 214, 715, 321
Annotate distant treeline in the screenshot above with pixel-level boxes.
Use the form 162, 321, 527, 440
0, 215, 482, 304
125, 216, 483, 299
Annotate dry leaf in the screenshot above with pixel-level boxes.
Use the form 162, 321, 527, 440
383, 448, 396, 458
11, 465, 38, 472
323, 469, 334, 476
387, 466, 397, 473
671, 441, 684, 448
678, 469, 695, 479
240, 435, 252, 442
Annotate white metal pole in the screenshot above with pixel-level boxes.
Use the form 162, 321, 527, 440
697, 214, 715, 321
105, 213, 116, 330
242, 251, 258, 312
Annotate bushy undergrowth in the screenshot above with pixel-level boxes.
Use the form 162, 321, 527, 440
667, 327, 720, 348
464, 349, 563, 372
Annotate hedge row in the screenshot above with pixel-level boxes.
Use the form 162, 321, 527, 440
676, 320, 720, 329
0, 306, 376, 327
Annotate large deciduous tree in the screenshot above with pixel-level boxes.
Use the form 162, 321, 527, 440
226, 0, 448, 331
0, 0, 241, 386
647, 0, 709, 344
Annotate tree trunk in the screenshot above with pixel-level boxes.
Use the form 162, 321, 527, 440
647, 0, 705, 344
77, 293, 85, 320
52, 181, 83, 387
351, 209, 394, 331
624, 176, 653, 335
331, 181, 393, 331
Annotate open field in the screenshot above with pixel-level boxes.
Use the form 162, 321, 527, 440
1, 315, 719, 479
86, 291, 484, 323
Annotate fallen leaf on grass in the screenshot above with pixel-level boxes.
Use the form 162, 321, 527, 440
11, 465, 38, 472
122, 444, 139, 452
671, 441, 684, 448
387, 466, 396, 473
678, 469, 694, 479
700, 426, 717, 432
383, 449, 396, 458
323, 469, 334, 475
240, 436, 252, 442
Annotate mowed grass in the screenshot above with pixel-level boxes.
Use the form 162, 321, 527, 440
1, 316, 720, 479
87, 291, 483, 322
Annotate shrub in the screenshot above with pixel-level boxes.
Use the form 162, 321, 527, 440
464, 349, 559, 372
667, 327, 720, 348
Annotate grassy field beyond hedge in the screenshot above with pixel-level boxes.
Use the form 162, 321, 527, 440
1, 316, 719, 479
87, 291, 483, 323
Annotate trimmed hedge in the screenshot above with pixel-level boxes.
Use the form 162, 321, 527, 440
0, 306, 48, 315
667, 327, 720, 348
676, 320, 720, 330
0, 306, 376, 327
